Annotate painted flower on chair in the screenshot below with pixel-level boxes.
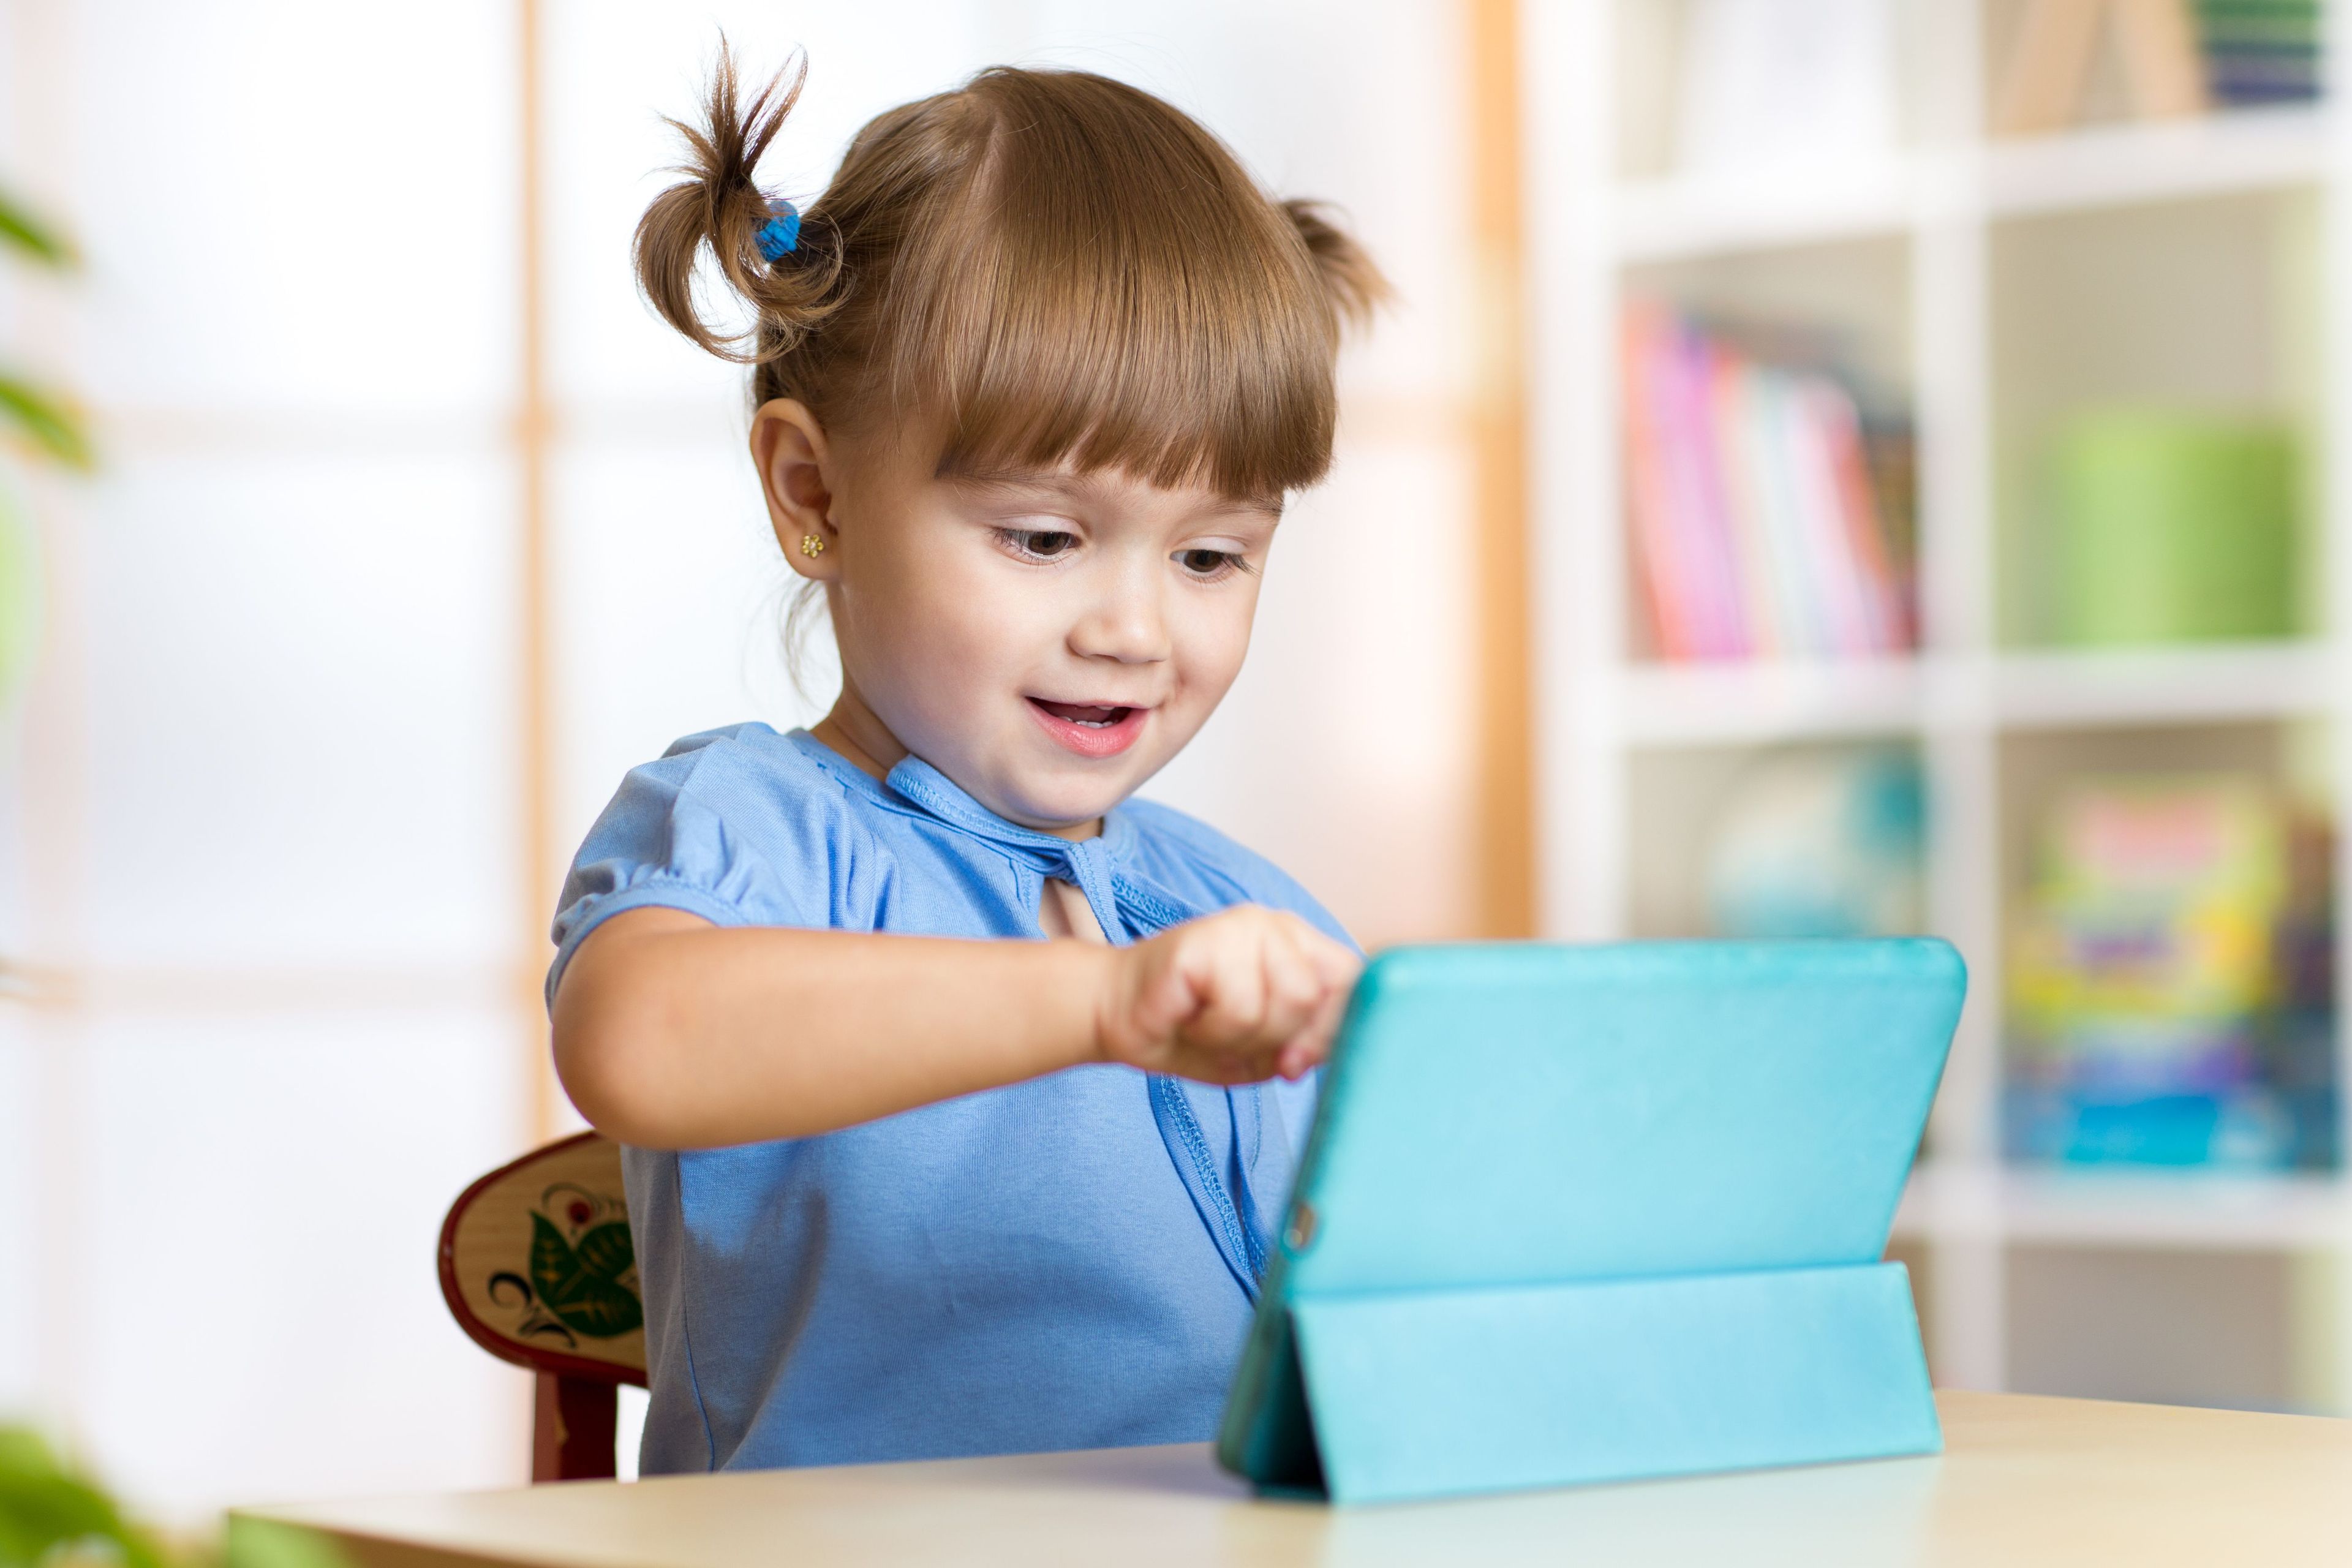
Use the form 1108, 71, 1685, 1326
485, 1182, 643, 1347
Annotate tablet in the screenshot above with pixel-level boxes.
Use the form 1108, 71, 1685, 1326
1217, 937, 1965, 1501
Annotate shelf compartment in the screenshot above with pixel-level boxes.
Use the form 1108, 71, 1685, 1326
1620, 238, 1917, 664
1991, 184, 2322, 647
1623, 737, 1925, 940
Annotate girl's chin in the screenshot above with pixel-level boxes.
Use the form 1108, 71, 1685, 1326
997, 788, 1128, 835
988, 764, 1150, 835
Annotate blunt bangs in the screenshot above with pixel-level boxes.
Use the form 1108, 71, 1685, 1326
859, 70, 1343, 500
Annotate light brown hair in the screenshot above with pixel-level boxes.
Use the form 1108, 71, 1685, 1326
634, 47, 1386, 500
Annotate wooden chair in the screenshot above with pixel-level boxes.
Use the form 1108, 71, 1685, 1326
437, 1131, 647, 1481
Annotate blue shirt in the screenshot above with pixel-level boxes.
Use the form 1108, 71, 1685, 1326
548, 724, 1346, 1473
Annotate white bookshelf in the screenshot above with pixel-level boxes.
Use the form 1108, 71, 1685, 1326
1896, 1161, 2352, 1253
1611, 641, 2337, 747
1616, 102, 2334, 263
1525, 1, 2352, 1408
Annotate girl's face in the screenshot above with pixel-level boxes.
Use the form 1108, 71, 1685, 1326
756, 402, 1278, 835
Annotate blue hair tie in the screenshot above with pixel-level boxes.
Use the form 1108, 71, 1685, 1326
755, 196, 801, 263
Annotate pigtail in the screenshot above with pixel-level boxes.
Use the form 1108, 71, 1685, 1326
1280, 199, 1390, 336
633, 42, 842, 364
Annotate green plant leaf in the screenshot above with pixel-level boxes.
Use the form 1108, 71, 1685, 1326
0, 1425, 166, 1568
0, 1425, 63, 1478
0, 373, 92, 470
529, 1213, 643, 1339
0, 187, 72, 268
0, 1469, 116, 1561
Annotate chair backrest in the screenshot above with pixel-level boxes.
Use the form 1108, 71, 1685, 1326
437, 1131, 648, 1387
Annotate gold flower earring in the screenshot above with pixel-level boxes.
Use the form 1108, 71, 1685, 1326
799, 534, 826, 558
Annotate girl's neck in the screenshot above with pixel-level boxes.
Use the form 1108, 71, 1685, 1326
808, 687, 1104, 843
808, 696, 903, 783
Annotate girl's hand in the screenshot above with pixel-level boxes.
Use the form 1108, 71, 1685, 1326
1095, 907, 1362, 1085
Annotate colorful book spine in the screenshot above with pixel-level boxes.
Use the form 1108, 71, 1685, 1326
2195, 0, 2321, 107
1818, 383, 1912, 650
1619, 301, 1696, 658
1619, 304, 1914, 662
1672, 325, 1751, 657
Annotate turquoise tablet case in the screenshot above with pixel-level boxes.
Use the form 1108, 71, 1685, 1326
1215, 938, 1965, 1505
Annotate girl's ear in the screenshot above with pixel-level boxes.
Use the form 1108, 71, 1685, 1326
750, 398, 841, 581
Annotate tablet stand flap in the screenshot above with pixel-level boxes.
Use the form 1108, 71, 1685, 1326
1287, 1260, 1940, 1505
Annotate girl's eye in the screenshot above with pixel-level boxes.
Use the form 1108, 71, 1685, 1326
1003, 529, 1079, 561
1178, 547, 1245, 578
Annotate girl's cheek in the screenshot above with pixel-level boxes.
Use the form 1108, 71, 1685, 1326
1174, 602, 1254, 701
927, 572, 1054, 684
902, 550, 1011, 646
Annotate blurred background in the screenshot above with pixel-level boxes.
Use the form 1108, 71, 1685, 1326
2, 0, 2348, 1527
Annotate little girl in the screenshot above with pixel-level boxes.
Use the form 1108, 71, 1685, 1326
548, 51, 1385, 1474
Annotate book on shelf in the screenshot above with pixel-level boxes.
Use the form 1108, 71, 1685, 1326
2198, 0, 2322, 107
1621, 301, 1914, 663
2005, 774, 2335, 1169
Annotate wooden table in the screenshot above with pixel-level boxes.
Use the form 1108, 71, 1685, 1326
240, 1391, 2352, 1567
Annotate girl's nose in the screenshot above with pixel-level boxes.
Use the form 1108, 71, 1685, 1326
1068, 582, 1170, 665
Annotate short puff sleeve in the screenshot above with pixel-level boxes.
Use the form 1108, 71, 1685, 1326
546, 725, 850, 1008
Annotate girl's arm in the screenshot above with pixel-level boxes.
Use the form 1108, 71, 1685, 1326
552, 903, 1359, 1148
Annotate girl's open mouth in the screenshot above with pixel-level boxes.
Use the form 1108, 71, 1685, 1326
1027, 698, 1149, 759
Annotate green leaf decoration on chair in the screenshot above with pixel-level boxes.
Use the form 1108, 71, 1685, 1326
529, 1212, 644, 1339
